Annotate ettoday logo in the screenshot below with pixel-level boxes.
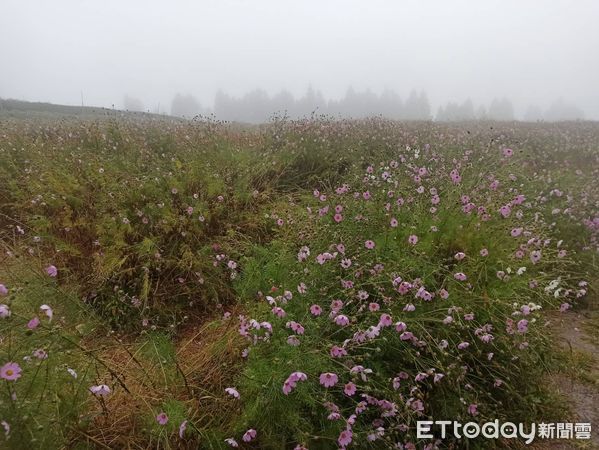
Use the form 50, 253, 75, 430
417, 420, 592, 444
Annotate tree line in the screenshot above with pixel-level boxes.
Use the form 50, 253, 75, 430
123, 89, 585, 122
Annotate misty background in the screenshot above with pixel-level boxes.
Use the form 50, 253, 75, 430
1, 0, 598, 122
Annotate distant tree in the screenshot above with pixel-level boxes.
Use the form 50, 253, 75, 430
339, 86, 358, 118
379, 89, 403, 119
171, 93, 206, 118
417, 91, 431, 120
487, 98, 514, 121
436, 102, 457, 121
476, 105, 488, 120
271, 89, 296, 117
210, 86, 434, 122
404, 90, 431, 120
242, 89, 270, 122
123, 95, 144, 112
296, 86, 326, 118
459, 99, 475, 121
523, 105, 543, 122
214, 90, 234, 120
544, 98, 584, 121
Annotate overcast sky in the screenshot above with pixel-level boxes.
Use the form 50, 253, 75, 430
1, 0, 598, 118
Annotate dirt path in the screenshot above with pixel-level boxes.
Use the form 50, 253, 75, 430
534, 306, 599, 449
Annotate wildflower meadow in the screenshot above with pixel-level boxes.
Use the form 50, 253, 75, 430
0, 117, 597, 448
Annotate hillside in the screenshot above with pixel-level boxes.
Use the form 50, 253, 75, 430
0, 98, 180, 121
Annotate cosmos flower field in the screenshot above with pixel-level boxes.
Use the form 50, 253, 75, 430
0, 117, 597, 448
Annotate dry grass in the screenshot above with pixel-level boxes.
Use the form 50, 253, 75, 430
78, 309, 245, 448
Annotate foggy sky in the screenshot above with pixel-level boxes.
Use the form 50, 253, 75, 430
1, 0, 598, 119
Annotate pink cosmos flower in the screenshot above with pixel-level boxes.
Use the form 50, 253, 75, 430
225, 437, 239, 447
283, 371, 307, 395
365, 240, 375, 249
297, 282, 307, 294
319, 372, 338, 388
454, 272, 467, 281
400, 331, 414, 341
390, 218, 398, 227
410, 399, 424, 412
331, 299, 344, 310
225, 387, 240, 399
282, 379, 294, 395
330, 345, 348, 357
0, 362, 22, 381
0, 304, 10, 318
408, 235, 418, 245
0, 284, 7, 296
457, 342, 470, 350
40, 304, 53, 321
338, 429, 353, 447
89, 384, 111, 396
271, 306, 286, 318
286, 321, 305, 335
179, 420, 188, 438
1, 420, 9, 437
480, 248, 489, 257
517, 319, 529, 333
503, 148, 513, 157
334, 314, 349, 326
242, 429, 256, 442
450, 169, 462, 184
33, 349, 48, 359
530, 250, 542, 264
415, 372, 428, 382
499, 205, 511, 218
334, 213, 343, 223
289, 371, 307, 383
468, 403, 479, 416
368, 302, 380, 312
27, 316, 40, 330
379, 313, 393, 327
46, 265, 58, 277
156, 412, 169, 425
344, 382, 357, 396
310, 304, 322, 316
